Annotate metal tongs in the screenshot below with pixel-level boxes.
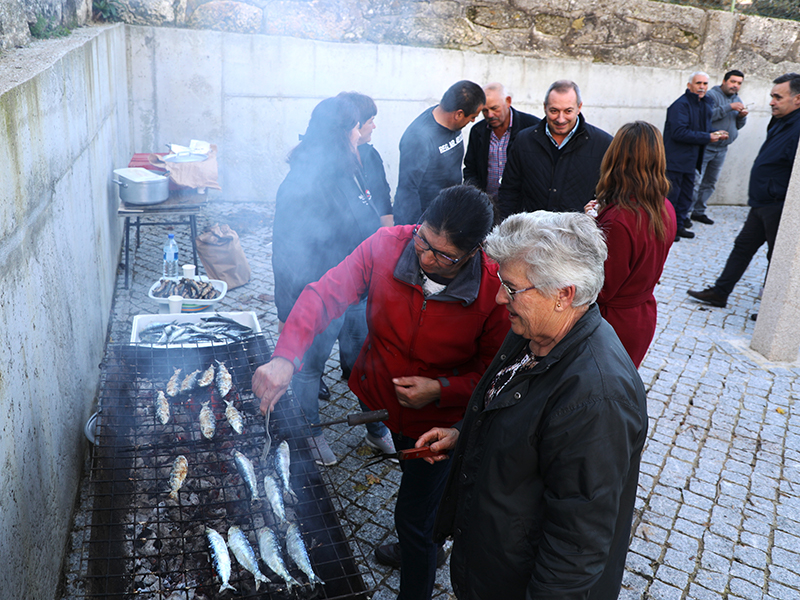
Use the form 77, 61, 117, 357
365, 445, 449, 467
260, 409, 272, 465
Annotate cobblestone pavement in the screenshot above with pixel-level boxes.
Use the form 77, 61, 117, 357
98, 199, 799, 600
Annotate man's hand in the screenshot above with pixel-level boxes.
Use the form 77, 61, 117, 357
416, 427, 460, 464
251, 357, 294, 414
710, 130, 729, 142
393, 376, 441, 409
730, 101, 746, 113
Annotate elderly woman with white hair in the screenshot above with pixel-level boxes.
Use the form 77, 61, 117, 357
419, 211, 648, 600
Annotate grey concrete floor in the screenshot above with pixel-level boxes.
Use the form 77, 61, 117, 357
67, 197, 800, 600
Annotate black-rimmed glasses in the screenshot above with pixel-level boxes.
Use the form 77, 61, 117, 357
413, 223, 477, 266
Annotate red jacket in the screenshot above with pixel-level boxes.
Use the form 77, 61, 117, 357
596, 200, 677, 367
274, 225, 510, 438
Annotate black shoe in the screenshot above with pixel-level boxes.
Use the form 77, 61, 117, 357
674, 235, 681, 242
676, 227, 695, 239
374, 542, 447, 569
683, 218, 693, 229
318, 378, 330, 401
691, 213, 715, 225
687, 288, 727, 308
341, 368, 351, 381
750, 313, 758, 321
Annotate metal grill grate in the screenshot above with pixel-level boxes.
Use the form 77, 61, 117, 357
78, 334, 374, 599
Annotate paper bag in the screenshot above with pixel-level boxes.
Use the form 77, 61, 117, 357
196, 224, 251, 289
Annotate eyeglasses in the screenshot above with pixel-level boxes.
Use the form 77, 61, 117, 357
413, 224, 475, 266
497, 273, 536, 302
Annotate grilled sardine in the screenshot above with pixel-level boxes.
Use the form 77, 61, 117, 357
180, 369, 201, 394
166, 368, 182, 397
263, 474, 286, 523
216, 360, 232, 398
225, 399, 244, 434
168, 455, 188, 500
198, 363, 215, 387
206, 527, 237, 594
257, 526, 299, 590
227, 526, 268, 591
286, 522, 324, 587
234, 450, 259, 501
155, 390, 170, 425
199, 401, 216, 439
276, 441, 298, 502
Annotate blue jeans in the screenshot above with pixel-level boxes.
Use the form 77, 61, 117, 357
666, 170, 696, 223
690, 144, 728, 216
338, 298, 368, 376
290, 314, 345, 430
393, 433, 451, 600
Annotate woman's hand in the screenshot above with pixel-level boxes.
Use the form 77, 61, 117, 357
416, 427, 460, 464
584, 200, 598, 217
251, 357, 294, 414
393, 376, 441, 409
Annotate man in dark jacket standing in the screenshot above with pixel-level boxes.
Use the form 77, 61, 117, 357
663, 72, 726, 240
496, 80, 612, 220
688, 73, 800, 312
394, 81, 485, 225
463, 82, 539, 202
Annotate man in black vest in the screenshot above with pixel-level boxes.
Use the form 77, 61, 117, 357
463, 83, 539, 209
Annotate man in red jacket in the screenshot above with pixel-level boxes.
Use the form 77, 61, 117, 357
253, 185, 509, 600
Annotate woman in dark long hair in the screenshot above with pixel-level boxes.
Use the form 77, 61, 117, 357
588, 120, 678, 366
272, 95, 383, 464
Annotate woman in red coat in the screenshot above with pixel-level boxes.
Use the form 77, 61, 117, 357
588, 121, 678, 367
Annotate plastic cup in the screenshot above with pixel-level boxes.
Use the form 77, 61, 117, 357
182, 264, 196, 279
168, 295, 183, 314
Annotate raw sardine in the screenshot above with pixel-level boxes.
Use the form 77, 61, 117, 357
206, 527, 237, 594
216, 360, 232, 398
198, 363, 215, 387
263, 474, 286, 523
225, 399, 244, 434
180, 369, 201, 394
227, 526, 269, 591
234, 450, 259, 501
166, 368, 182, 397
155, 390, 170, 425
257, 526, 299, 590
276, 441, 298, 502
286, 523, 324, 587
200, 401, 216, 439
168, 455, 188, 499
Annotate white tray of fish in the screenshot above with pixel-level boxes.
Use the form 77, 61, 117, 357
130, 311, 262, 346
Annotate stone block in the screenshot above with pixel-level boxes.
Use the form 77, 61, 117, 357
119, 0, 188, 25
467, 5, 532, 29
187, 1, 262, 33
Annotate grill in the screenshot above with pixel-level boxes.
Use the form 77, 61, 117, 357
77, 334, 374, 599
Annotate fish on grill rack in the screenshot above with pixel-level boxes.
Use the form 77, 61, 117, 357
199, 401, 216, 439
216, 360, 233, 398
257, 526, 300, 591
225, 399, 244, 434
263, 474, 287, 523
168, 455, 188, 500
206, 527, 237, 594
166, 368, 182, 397
276, 441, 298, 502
286, 523, 325, 588
227, 526, 269, 591
198, 362, 215, 387
155, 390, 170, 425
234, 450, 259, 502
180, 369, 200, 394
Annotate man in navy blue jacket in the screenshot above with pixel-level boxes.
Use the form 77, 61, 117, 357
663, 72, 727, 241
688, 73, 800, 312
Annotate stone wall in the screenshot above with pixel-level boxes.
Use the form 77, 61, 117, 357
0, 24, 131, 600
0, 0, 91, 51
121, 0, 800, 78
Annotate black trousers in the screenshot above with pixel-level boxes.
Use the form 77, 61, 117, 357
666, 170, 696, 223
713, 203, 784, 298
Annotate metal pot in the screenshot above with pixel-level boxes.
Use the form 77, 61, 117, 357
113, 167, 169, 205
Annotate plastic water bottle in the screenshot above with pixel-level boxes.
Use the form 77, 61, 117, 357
163, 233, 179, 278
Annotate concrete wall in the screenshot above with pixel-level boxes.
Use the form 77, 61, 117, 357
0, 24, 131, 600
128, 26, 775, 206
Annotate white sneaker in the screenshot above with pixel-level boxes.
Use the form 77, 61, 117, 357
307, 434, 337, 466
365, 432, 399, 463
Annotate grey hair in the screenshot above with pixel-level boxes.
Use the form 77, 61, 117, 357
544, 80, 582, 106
484, 82, 510, 99
484, 211, 607, 307
689, 71, 709, 84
